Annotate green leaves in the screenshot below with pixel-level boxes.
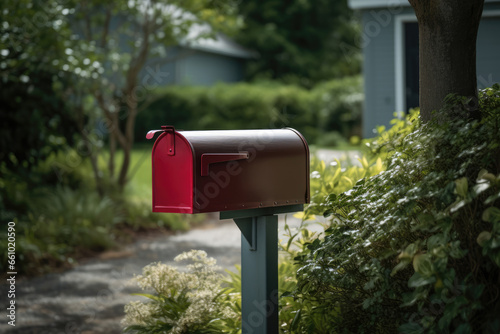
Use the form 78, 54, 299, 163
477, 231, 492, 246
482, 207, 500, 224
454, 177, 468, 198
235, 0, 360, 85
412, 253, 434, 277
293, 88, 500, 333
408, 272, 436, 288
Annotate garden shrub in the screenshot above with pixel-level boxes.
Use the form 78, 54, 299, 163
278, 151, 387, 333
134, 76, 363, 146
123, 250, 240, 334
293, 85, 500, 333
0, 149, 194, 276
0, 185, 120, 275
312, 76, 364, 139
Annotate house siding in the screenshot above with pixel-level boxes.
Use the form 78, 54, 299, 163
361, 4, 500, 138
477, 15, 500, 88
177, 50, 245, 86
362, 8, 414, 137
143, 47, 180, 88
143, 46, 246, 87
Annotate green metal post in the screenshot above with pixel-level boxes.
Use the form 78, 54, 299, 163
220, 204, 303, 334
234, 215, 278, 334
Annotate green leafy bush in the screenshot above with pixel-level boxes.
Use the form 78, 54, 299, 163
0, 149, 194, 276
277, 151, 385, 333
135, 77, 363, 146
0, 185, 119, 275
307, 153, 385, 218
293, 85, 500, 333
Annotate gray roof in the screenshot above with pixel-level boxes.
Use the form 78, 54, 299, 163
348, 0, 409, 9
349, 0, 500, 10
180, 23, 257, 59
138, 2, 256, 59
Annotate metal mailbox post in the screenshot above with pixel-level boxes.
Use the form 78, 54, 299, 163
148, 126, 310, 334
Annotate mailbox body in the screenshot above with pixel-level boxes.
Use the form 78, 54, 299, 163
151, 127, 309, 214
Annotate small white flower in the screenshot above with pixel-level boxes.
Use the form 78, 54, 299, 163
123, 250, 237, 332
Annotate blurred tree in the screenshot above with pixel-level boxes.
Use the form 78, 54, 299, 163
1, 0, 239, 195
235, 0, 360, 87
66, 0, 239, 193
0, 1, 77, 177
409, 0, 485, 122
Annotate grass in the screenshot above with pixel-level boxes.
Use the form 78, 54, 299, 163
127, 143, 154, 191
96, 143, 153, 198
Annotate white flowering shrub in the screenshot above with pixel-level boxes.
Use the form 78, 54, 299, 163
122, 250, 240, 334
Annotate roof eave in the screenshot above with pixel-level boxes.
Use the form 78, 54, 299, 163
349, 0, 500, 10
348, 0, 410, 10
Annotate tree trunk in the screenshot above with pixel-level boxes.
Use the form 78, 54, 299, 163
116, 71, 139, 191
75, 104, 104, 197
86, 138, 104, 197
408, 0, 484, 122
108, 130, 116, 179
116, 17, 150, 191
118, 143, 131, 190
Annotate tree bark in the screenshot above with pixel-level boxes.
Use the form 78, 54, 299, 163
108, 130, 116, 179
408, 0, 484, 122
116, 15, 151, 190
75, 103, 104, 197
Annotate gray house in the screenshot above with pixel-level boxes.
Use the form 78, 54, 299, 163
348, 0, 500, 137
144, 31, 256, 87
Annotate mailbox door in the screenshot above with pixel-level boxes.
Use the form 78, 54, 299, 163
152, 131, 194, 213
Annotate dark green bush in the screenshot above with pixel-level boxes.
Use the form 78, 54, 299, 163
135, 77, 363, 145
294, 85, 500, 333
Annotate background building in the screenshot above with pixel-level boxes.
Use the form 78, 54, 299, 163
147, 31, 256, 86
349, 0, 500, 137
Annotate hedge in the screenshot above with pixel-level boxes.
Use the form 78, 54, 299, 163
135, 76, 363, 145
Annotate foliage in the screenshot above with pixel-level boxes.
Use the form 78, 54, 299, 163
122, 250, 240, 334
123, 246, 341, 333
235, 0, 360, 86
1, 0, 233, 275
0, 148, 193, 276
1, 0, 240, 194
0, 0, 78, 183
274, 148, 386, 333
307, 154, 385, 218
135, 76, 363, 145
0, 185, 119, 275
293, 84, 500, 333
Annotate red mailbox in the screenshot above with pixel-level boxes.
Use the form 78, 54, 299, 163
148, 126, 309, 214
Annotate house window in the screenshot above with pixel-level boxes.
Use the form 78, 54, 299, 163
404, 22, 419, 111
